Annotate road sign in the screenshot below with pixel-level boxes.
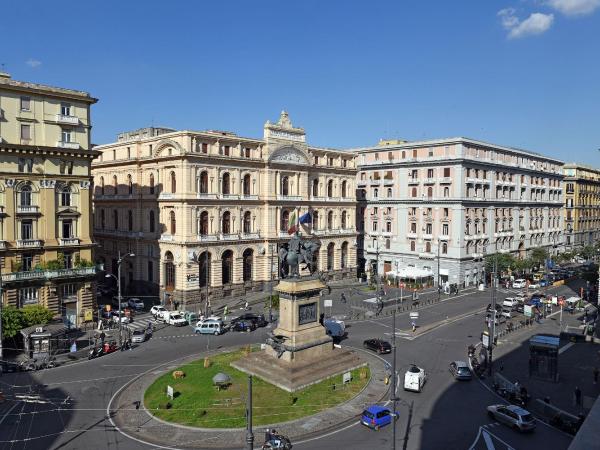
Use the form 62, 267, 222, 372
343, 372, 352, 384
409, 312, 419, 320
167, 385, 174, 400
399, 283, 405, 288
524, 305, 533, 318
324, 299, 333, 308
482, 332, 490, 349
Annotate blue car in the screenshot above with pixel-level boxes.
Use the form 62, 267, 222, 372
361, 405, 396, 430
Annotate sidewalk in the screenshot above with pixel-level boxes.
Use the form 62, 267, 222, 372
110, 346, 389, 449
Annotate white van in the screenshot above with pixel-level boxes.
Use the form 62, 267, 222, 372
165, 312, 187, 327
404, 365, 426, 393
194, 319, 224, 335
513, 279, 527, 289
502, 298, 518, 310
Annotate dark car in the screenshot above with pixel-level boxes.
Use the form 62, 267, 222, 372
363, 338, 392, 354
449, 361, 472, 380
231, 320, 256, 332
231, 313, 268, 328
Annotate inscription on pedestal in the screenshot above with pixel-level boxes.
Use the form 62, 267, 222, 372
298, 302, 317, 325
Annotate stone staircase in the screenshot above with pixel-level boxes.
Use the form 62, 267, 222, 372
231, 347, 365, 392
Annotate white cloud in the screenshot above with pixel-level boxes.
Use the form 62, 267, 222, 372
26, 58, 42, 68
498, 9, 554, 39
547, 0, 600, 16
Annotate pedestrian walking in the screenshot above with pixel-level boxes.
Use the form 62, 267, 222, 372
340, 293, 347, 304
574, 386, 582, 406
593, 367, 599, 385
244, 300, 249, 311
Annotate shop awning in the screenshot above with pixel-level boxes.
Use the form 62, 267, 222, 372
385, 267, 434, 279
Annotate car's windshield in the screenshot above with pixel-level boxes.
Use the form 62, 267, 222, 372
521, 414, 534, 422
172, 315, 182, 319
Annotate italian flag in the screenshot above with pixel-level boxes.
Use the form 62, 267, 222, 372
287, 211, 297, 234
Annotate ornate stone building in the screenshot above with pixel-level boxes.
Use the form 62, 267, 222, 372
0, 72, 98, 327
563, 164, 600, 249
91, 112, 357, 307
356, 138, 564, 287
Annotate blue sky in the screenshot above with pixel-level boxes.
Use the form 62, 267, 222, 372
3, 0, 600, 165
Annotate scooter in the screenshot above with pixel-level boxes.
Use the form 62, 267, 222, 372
88, 346, 104, 360
262, 434, 292, 450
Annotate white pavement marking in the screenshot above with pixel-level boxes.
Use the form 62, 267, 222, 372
482, 429, 496, 450
0, 403, 18, 426
558, 342, 575, 354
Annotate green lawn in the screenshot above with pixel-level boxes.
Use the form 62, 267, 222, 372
144, 348, 369, 428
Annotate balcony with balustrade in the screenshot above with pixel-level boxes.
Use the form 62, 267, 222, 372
196, 193, 219, 199
220, 233, 239, 241
17, 205, 40, 214
56, 141, 80, 149
59, 237, 81, 246
241, 232, 261, 240
17, 239, 43, 248
0, 240, 7, 250
55, 114, 79, 125
197, 234, 218, 242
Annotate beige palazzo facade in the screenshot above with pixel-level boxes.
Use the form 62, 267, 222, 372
91, 112, 357, 306
0, 72, 98, 328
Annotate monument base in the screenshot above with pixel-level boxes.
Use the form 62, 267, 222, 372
231, 347, 365, 392
231, 277, 365, 392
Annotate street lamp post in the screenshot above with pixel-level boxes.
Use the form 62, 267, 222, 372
105, 251, 135, 348
437, 240, 441, 302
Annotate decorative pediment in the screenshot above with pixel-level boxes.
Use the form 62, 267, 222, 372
57, 207, 81, 216
268, 145, 309, 166
153, 139, 185, 158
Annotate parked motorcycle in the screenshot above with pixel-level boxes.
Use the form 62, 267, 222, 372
262, 434, 292, 450
103, 341, 119, 354
88, 346, 104, 360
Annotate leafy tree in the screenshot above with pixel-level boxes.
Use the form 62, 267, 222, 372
484, 253, 515, 274
579, 245, 596, 260
21, 305, 54, 327
1, 306, 24, 339
530, 248, 549, 268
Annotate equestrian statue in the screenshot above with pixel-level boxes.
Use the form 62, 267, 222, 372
278, 234, 321, 279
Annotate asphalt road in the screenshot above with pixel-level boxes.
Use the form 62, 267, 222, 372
0, 288, 574, 450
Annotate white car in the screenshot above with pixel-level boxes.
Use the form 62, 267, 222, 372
528, 282, 539, 289
512, 279, 527, 289
128, 298, 145, 310
112, 311, 130, 324
166, 313, 187, 327
151, 305, 167, 318
404, 364, 426, 393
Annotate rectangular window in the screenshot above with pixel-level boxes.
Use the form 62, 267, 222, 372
61, 284, 78, 300
22, 254, 33, 271
244, 147, 251, 157
61, 129, 71, 143
223, 145, 230, 156
19, 287, 38, 306
67, 161, 73, 174
412, 149, 417, 158
20, 96, 31, 111
21, 220, 33, 240
62, 252, 73, 269
444, 167, 450, 177
127, 147, 131, 159
202, 142, 208, 153
372, 221, 378, 232
60, 103, 71, 116
427, 169, 434, 178
443, 208, 449, 217
426, 223, 432, 234
148, 261, 154, 282
328, 157, 334, 166
18, 158, 25, 172
386, 222, 392, 232
410, 222, 416, 233
21, 124, 31, 140
442, 223, 449, 235
62, 219, 73, 238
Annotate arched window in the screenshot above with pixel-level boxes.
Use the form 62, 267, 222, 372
442, 243, 448, 254
199, 211, 209, 235
100, 176, 105, 195
19, 184, 32, 206
199, 251, 211, 287
149, 173, 155, 194
222, 250, 233, 285
164, 251, 175, 290
127, 174, 133, 195
425, 241, 431, 253
169, 210, 176, 234
243, 211, 251, 233
327, 180, 333, 197
113, 210, 118, 230
444, 187, 449, 197
170, 171, 176, 193
327, 211, 334, 229
128, 210, 133, 231
221, 211, 231, 234
341, 241, 348, 269
374, 188, 379, 198
341, 211, 347, 229
281, 210, 290, 232
112, 175, 118, 194
149, 210, 155, 232
100, 209, 105, 229
60, 185, 71, 207
341, 180, 347, 198
410, 241, 416, 251
327, 243, 335, 271
312, 179, 319, 197
243, 248, 253, 282
242, 174, 251, 196
427, 187, 433, 198
313, 211, 319, 230
199, 171, 208, 194
387, 188, 392, 198
281, 176, 289, 196
222, 173, 230, 195
402, 151, 406, 159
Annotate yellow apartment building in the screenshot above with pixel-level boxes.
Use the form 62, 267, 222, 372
563, 163, 600, 249
0, 72, 98, 328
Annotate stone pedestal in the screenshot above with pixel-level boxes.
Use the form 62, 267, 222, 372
231, 277, 364, 392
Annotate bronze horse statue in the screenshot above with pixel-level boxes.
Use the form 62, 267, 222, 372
278, 237, 320, 278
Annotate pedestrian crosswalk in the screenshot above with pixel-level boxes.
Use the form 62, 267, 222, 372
122, 313, 156, 332
469, 425, 516, 450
